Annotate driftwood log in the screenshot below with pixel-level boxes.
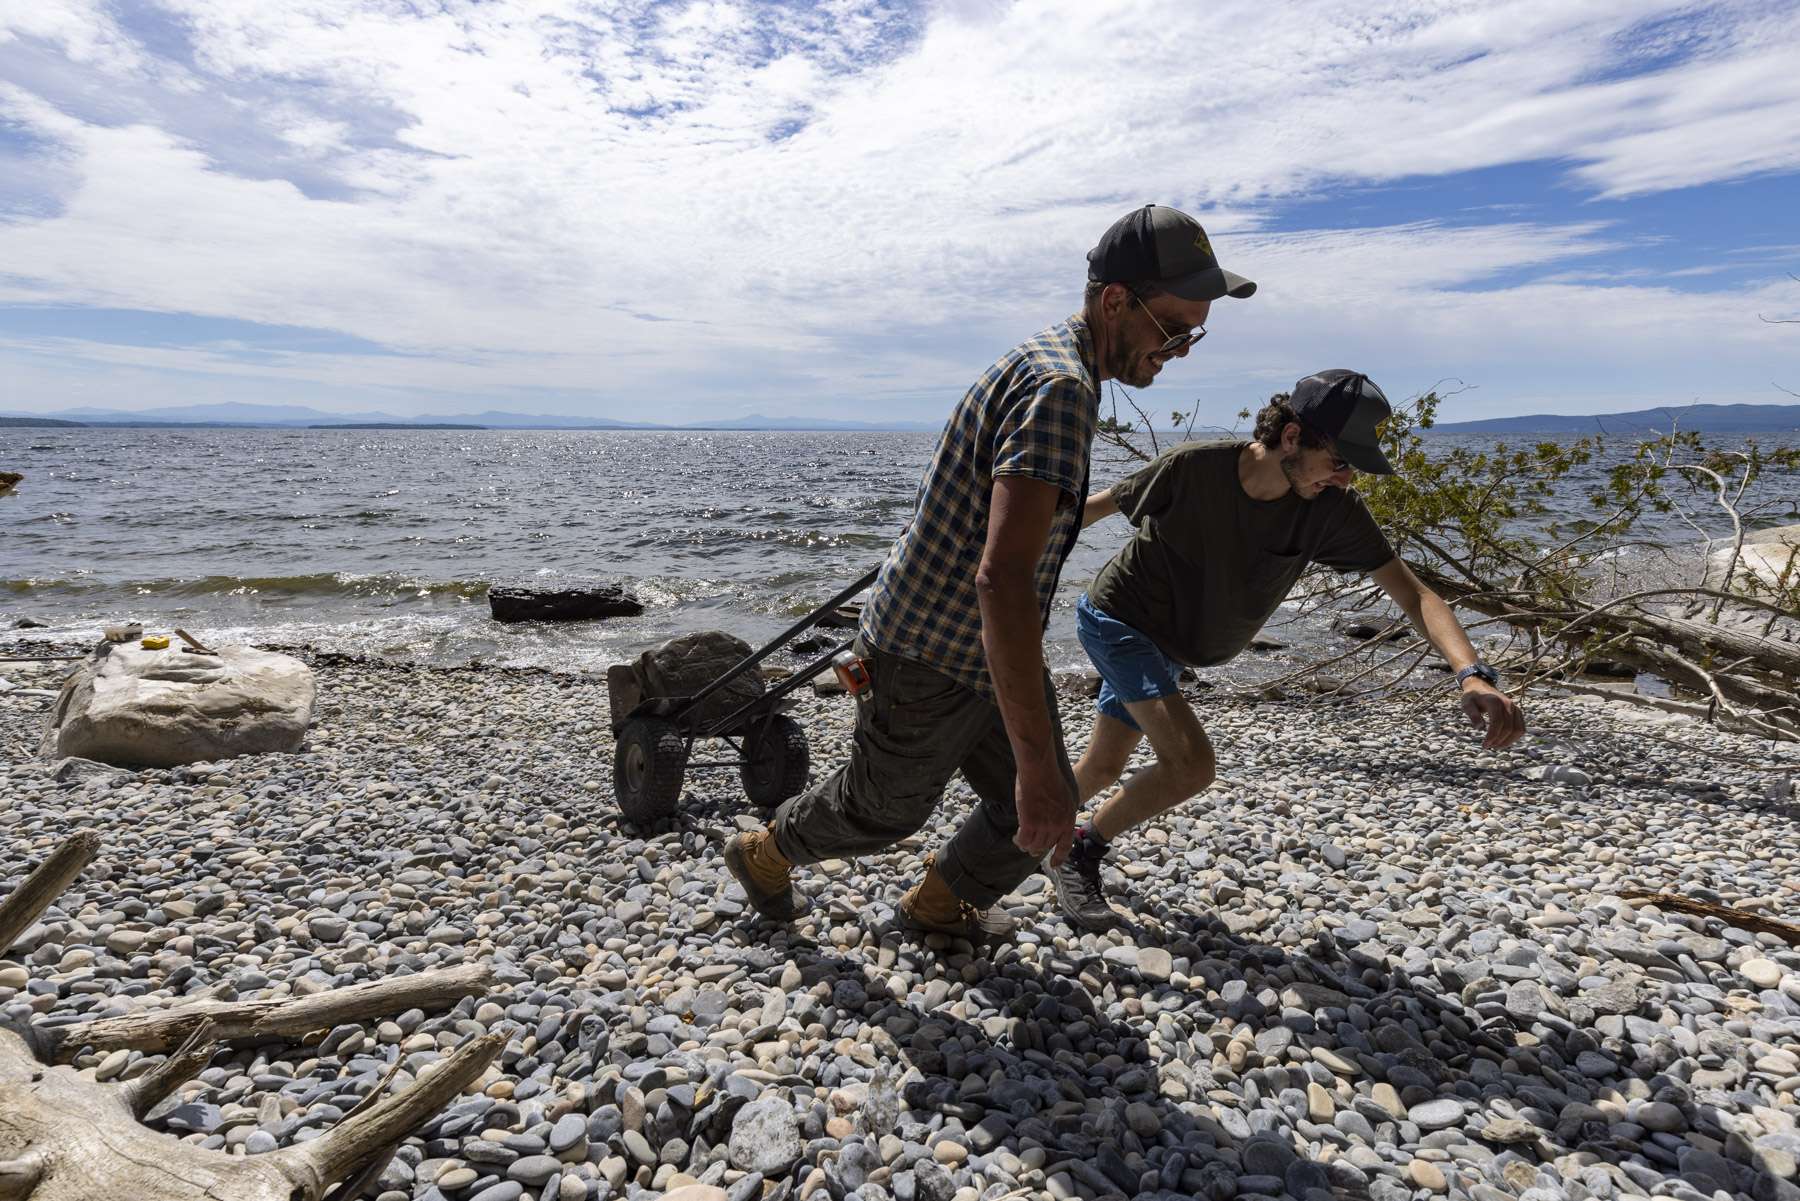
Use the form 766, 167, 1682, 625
1620, 890, 1800, 946
40, 962, 499, 1060
0, 831, 504, 1200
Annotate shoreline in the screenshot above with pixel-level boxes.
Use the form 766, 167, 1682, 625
4, 643, 1800, 1201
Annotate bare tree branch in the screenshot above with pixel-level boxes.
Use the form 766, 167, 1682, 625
270, 1032, 504, 1194
118, 1018, 218, 1120
1669, 459, 1750, 622
0, 832, 101, 956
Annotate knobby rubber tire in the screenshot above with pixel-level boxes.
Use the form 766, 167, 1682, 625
614, 717, 688, 826
740, 714, 810, 809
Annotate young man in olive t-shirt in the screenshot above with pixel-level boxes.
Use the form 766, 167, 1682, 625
1050, 369, 1527, 931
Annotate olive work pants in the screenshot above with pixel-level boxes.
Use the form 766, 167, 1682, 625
769, 637, 1078, 909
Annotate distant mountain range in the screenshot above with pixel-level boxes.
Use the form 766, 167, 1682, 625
0, 402, 939, 431
7, 400, 1796, 435
1428, 403, 1800, 435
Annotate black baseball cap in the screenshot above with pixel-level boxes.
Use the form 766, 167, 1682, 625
1087, 204, 1256, 302
1291, 370, 1394, 475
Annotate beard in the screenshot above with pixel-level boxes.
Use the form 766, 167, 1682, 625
1106, 343, 1158, 388
1278, 450, 1316, 497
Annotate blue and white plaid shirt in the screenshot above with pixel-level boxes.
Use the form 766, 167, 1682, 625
862, 315, 1098, 694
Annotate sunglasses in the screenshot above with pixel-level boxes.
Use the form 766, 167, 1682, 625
1130, 291, 1206, 355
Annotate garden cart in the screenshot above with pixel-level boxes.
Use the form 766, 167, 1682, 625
607, 566, 879, 825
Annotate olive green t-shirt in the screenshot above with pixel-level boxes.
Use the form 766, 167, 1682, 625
1086, 440, 1396, 667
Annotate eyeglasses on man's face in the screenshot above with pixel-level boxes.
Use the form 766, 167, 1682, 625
1129, 290, 1206, 355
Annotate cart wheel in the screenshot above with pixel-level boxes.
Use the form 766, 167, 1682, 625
741, 715, 810, 809
614, 717, 689, 826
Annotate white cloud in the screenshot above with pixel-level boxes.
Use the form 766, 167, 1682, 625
0, 0, 1798, 420
0, 1, 147, 74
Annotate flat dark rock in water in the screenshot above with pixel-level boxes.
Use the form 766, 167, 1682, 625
1333, 617, 1411, 643
488, 585, 644, 624
816, 603, 861, 630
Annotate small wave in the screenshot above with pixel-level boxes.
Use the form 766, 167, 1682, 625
3, 576, 87, 595
642, 527, 896, 552
0, 572, 493, 600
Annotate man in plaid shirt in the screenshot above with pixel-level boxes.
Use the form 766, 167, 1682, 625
725, 205, 1256, 940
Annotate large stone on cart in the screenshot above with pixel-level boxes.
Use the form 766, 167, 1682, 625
41, 642, 315, 767
610, 630, 764, 728
488, 584, 644, 624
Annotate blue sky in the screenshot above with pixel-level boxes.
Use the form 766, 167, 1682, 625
2, 0, 1798, 426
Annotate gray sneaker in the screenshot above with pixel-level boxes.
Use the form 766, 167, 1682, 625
1050, 846, 1121, 931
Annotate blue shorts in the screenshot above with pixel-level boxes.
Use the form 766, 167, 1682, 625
1075, 593, 1182, 733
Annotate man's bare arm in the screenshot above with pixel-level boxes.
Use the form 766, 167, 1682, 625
1371, 556, 1526, 750
1080, 487, 1119, 529
1372, 557, 1478, 669
979, 475, 1077, 863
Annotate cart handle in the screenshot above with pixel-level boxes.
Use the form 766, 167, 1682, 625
669, 564, 880, 722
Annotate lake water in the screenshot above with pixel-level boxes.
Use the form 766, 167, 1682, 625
2, 426, 1794, 684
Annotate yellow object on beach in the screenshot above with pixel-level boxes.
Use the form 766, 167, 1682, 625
140, 635, 170, 649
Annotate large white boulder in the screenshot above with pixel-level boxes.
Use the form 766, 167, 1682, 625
1694, 523, 1800, 640
1705, 523, 1800, 594
41, 642, 316, 767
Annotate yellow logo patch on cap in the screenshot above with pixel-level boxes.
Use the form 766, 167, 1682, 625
1192, 230, 1214, 259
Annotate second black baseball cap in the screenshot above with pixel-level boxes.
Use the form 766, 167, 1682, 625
1291, 369, 1395, 475
1087, 204, 1256, 302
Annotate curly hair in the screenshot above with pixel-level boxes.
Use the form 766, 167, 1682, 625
1252, 395, 1331, 451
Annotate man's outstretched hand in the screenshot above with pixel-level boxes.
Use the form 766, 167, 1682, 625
1013, 760, 1076, 866
1461, 682, 1526, 750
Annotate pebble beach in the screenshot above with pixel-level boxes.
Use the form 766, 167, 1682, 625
4, 644, 1800, 1201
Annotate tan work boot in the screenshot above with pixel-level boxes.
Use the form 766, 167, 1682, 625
898, 854, 1016, 941
723, 826, 807, 921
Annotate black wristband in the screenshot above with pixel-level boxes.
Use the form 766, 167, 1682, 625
1456, 662, 1499, 687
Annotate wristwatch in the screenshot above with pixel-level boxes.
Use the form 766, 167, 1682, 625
1456, 662, 1500, 688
